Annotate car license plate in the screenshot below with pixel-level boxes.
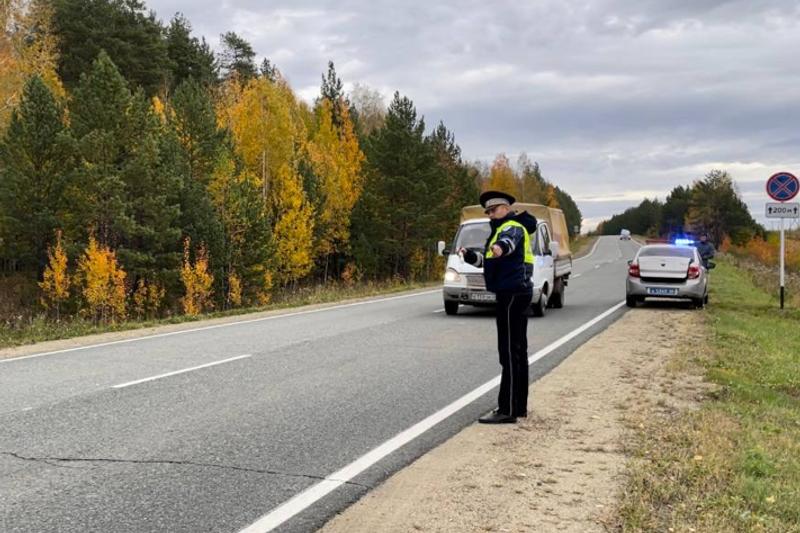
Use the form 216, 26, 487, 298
646, 287, 678, 296
470, 292, 495, 302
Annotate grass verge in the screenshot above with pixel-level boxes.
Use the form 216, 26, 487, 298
618, 257, 800, 532
0, 279, 436, 350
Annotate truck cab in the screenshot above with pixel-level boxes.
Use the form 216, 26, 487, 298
438, 204, 572, 316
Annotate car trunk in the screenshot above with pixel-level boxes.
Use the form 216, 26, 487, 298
639, 256, 690, 280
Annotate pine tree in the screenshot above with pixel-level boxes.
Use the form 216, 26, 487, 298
318, 60, 350, 129
351, 92, 447, 278
52, 0, 170, 94
65, 51, 133, 247
0, 75, 73, 271
166, 14, 217, 90
259, 58, 280, 82
170, 78, 224, 185
218, 31, 257, 82
429, 121, 479, 235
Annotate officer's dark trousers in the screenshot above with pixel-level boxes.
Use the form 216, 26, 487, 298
495, 290, 533, 417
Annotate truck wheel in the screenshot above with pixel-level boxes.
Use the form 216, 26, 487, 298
532, 293, 547, 317
625, 296, 637, 308
550, 279, 565, 308
444, 301, 459, 315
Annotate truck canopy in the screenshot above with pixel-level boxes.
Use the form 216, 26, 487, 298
460, 203, 572, 259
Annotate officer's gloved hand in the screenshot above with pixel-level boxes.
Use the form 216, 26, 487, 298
459, 248, 478, 265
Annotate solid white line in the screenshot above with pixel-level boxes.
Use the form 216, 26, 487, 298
1, 289, 441, 365
573, 236, 602, 262
112, 354, 251, 389
238, 300, 627, 533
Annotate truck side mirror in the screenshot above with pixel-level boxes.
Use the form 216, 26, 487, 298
437, 241, 447, 256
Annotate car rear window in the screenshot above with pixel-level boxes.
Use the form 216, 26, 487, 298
639, 246, 695, 259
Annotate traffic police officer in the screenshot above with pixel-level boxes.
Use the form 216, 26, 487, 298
458, 191, 537, 424
695, 233, 716, 269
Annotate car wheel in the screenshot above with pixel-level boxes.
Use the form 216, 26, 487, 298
444, 300, 459, 315
625, 295, 638, 308
704, 293, 709, 305
549, 279, 565, 308
531, 292, 547, 317
692, 297, 704, 309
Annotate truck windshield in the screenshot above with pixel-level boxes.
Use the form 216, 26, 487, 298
454, 222, 491, 250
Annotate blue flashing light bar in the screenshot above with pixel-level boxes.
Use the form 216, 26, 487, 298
674, 238, 695, 246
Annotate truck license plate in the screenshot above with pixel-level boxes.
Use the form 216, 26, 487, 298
470, 292, 495, 302
646, 287, 678, 296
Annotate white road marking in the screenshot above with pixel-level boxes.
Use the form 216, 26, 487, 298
573, 236, 602, 262
238, 300, 627, 533
433, 309, 445, 313
112, 354, 252, 389
2, 290, 441, 365
572, 274, 582, 279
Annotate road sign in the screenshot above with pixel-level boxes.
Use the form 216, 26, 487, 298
766, 172, 799, 202
766, 202, 800, 218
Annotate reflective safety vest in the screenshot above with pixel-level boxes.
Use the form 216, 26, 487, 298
486, 220, 534, 264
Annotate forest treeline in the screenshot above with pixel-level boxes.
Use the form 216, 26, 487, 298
0, 0, 582, 322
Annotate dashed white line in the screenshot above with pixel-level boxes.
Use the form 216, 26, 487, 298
238, 301, 627, 533
433, 309, 445, 313
112, 354, 252, 389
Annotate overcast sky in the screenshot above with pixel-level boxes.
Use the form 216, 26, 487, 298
149, 0, 800, 231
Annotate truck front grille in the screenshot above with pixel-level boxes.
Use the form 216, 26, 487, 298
465, 274, 485, 288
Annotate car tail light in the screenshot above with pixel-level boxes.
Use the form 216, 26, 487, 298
688, 264, 700, 279
628, 262, 640, 278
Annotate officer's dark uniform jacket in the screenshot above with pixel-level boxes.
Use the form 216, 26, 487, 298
464, 211, 538, 293
695, 241, 715, 261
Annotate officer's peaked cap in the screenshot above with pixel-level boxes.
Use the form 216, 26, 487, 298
480, 190, 516, 212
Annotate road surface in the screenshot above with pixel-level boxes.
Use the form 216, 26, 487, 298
0, 236, 639, 533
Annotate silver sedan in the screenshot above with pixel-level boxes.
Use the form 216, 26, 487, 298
626, 244, 713, 308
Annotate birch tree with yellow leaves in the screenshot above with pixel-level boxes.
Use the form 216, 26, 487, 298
222, 76, 315, 287
307, 98, 364, 281
486, 154, 520, 197
1, 0, 64, 128
76, 236, 127, 324
39, 230, 69, 319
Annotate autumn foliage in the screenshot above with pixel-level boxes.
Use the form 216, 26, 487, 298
76, 237, 127, 323
180, 238, 214, 316
39, 230, 70, 318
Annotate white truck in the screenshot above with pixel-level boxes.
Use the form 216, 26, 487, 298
437, 203, 573, 316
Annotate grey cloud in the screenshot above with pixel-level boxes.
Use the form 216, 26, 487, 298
148, 0, 800, 229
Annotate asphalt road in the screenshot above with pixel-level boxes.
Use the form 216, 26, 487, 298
0, 236, 640, 533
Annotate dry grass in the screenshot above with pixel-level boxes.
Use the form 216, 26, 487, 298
616, 258, 800, 532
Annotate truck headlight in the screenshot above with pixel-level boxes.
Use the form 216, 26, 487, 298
444, 268, 463, 284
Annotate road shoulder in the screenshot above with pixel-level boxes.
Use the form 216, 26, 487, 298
321, 307, 703, 532
0, 287, 437, 361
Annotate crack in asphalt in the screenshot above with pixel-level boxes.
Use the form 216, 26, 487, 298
1, 451, 372, 490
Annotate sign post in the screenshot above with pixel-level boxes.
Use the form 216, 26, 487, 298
766, 172, 800, 309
